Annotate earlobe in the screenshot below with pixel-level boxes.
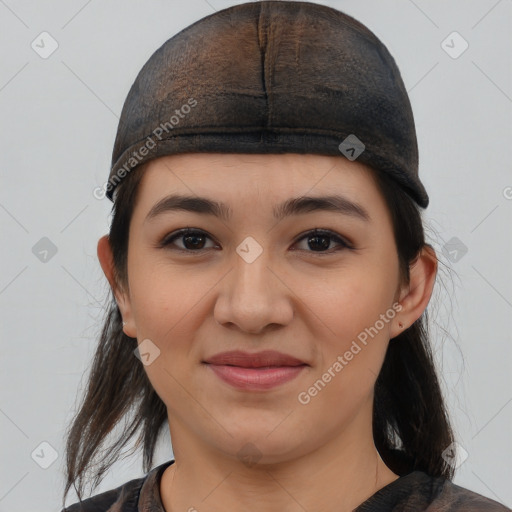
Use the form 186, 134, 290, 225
97, 235, 137, 338
391, 245, 437, 338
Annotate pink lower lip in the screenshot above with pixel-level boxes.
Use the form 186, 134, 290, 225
206, 364, 306, 390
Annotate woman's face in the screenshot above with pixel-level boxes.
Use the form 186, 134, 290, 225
117, 153, 407, 464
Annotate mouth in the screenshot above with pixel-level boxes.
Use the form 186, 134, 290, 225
203, 349, 307, 367
202, 350, 308, 391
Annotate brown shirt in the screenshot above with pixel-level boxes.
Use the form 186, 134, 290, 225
62, 460, 510, 511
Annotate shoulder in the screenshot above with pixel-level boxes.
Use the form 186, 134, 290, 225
430, 477, 511, 511
60, 460, 174, 512
60, 474, 145, 512
356, 470, 510, 511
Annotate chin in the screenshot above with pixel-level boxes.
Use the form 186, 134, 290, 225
213, 428, 305, 466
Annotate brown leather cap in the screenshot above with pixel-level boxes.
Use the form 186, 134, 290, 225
106, 0, 428, 207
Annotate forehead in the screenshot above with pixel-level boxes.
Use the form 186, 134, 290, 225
126, 153, 396, 236
136, 153, 380, 200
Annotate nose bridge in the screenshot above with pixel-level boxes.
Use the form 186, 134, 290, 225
234, 237, 271, 296
214, 235, 293, 332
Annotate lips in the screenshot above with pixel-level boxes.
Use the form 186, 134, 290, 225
203, 350, 308, 391
203, 350, 307, 368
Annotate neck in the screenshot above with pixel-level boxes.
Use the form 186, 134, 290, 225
160, 406, 399, 512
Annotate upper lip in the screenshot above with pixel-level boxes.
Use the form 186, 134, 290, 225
203, 350, 308, 368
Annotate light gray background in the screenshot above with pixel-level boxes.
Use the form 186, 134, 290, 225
1, 0, 511, 510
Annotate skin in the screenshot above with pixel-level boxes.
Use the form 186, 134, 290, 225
98, 153, 437, 512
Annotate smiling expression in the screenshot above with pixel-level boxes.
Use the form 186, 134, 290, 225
113, 152, 407, 464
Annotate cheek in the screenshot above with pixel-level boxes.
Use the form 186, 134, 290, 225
126, 259, 210, 406
300, 262, 398, 347
128, 261, 206, 340
126, 254, 225, 388
295, 284, 397, 427
300, 262, 399, 398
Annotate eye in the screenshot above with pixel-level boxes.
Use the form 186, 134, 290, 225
160, 228, 218, 252
159, 228, 352, 254
293, 229, 352, 254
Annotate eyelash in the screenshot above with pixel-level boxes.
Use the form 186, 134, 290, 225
159, 228, 353, 255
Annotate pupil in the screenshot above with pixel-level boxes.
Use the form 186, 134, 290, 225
184, 233, 204, 249
309, 235, 329, 251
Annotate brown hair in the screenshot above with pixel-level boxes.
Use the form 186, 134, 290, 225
61, 161, 455, 507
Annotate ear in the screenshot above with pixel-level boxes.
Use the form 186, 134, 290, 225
390, 245, 437, 338
97, 234, 137, 338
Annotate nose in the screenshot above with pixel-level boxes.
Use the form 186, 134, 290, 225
213, 243, 294, 335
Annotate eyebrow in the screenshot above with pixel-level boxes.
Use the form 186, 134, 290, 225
145, 193, 370, 223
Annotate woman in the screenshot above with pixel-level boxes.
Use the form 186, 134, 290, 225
61, 1, 509, 510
